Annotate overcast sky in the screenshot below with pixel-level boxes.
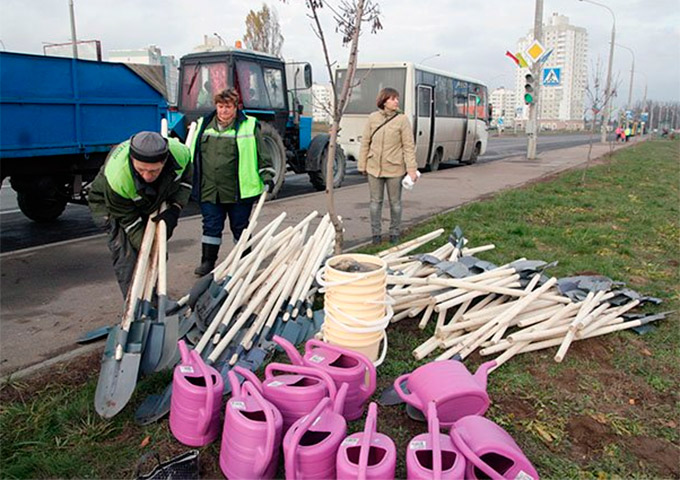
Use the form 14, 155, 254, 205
1, 0, 679, 105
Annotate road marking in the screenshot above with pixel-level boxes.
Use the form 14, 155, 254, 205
0, 233, 107, 258
0, 209, 22, 215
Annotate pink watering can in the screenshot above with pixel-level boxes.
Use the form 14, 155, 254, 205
450, 415, 539, 480
283, 383, 350, 480
274, 335, 377, 420
394, 360, 496, 426
219, 368, 283, 480
238, 362, 338, 433
406, 402, 466, 480
169, 340, 223, 446
336, 402, 397, 480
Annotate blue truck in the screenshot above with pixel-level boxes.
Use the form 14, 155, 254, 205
0, 51, 168, 222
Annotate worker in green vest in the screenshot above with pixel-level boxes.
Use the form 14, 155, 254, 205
191, 88, 275, 276
89, 131, 193, 295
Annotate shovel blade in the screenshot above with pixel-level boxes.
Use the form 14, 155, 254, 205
140, 322, 165, 376
77, 325, 112, 344
134, 383, 173, 425
95, 349, 142, 418
155, 313, 180, 372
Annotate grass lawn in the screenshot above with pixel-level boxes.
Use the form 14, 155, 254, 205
1, 138, 678, 479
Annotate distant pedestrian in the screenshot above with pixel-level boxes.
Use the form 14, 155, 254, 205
89, 131, 193, 295
190, 88, 275, 276
358, 87, 418, 245
615, 126, 624, 142
624, 126, 632, 142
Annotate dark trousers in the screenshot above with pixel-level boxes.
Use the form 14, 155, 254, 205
106, 217, 139, 297
199, 198, 255, 245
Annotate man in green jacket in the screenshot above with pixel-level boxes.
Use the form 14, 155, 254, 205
89, 131, 193, 295
191, 88, 275, 276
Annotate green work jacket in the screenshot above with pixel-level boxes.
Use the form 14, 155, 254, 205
88, 138, 193, 249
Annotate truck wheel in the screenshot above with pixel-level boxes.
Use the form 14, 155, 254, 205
259, 123, 286, 198
17, 192, 68, 222
309, 143, 346, 191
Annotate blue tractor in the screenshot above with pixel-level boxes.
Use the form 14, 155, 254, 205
170, 47, 345, 197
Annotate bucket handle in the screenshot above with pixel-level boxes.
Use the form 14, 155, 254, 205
274, 335, 305, 366
232, 365, 263, 393
264, 362, 338, 402
325, 303, 393, 332
284, 397, 332, 480
450, 424, 505, 480
189, 350, 215, 436
427, 402, 443, 480
242, 381, 276, 478
393, 373, 422, 411
305, 339, 377, 399
315, 265, 383, 291
357, 402, 378, 480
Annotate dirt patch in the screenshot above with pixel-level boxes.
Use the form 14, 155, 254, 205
566, 414, 612, 461
622, 435, 680, 478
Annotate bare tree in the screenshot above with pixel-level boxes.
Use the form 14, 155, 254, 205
244, 3, 284, 57
582, 57, 620, 185
286, 0, 382, 253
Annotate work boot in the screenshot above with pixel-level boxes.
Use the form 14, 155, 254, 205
372, 235, 381, 245
194, 243, 220, 276
390, 234, 400, 244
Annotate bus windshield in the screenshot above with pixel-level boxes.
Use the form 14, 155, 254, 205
335, 67, 406, 114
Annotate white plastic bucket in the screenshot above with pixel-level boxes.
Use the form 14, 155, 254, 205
317, 254, 391, 366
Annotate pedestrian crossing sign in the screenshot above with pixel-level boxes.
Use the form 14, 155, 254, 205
542, 67, 561, 86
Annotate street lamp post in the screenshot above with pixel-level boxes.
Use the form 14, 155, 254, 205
615, 43, 635, 117
68, 0, 78, 59
418, 53, 440, 64
578, 0, 615, 143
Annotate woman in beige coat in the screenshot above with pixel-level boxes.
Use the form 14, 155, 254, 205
358, 87, 418, 244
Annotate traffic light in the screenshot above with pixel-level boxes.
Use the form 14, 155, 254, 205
524, 73, 535, 105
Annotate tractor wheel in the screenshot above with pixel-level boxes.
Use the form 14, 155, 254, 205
259, 123, 286, 198
308, 143, 346, 191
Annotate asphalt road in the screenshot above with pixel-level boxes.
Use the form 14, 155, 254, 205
0, 133, 606, 253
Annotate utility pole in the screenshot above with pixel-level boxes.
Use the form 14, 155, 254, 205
69, 0, 78, 59
526, 0, 543, 160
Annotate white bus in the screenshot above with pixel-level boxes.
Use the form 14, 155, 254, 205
335, 62, 490, 170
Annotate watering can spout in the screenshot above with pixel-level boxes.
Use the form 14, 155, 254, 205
473, 361, 497, 389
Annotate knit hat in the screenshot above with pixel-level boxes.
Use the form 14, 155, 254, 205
129, 131, 169, 163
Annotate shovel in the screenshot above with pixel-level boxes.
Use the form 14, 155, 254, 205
155, 220, 182, 371
95, 217, 157, 418
140, 235, 164, 376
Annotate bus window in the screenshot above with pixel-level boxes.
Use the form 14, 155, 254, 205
337, 67, 407, 114
434, 74, 454, 117
418, 86, 431, 117
454, 80, 468, 117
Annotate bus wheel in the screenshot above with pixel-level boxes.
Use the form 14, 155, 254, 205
467, 143, 481, 165
426, 149, 442, 172
259, 123, 286, 198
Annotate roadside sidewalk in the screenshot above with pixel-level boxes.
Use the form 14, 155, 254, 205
0, 139, 640, 377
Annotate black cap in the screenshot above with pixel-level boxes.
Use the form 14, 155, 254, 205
129, 132, 169, 163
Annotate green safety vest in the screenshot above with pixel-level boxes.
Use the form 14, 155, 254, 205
105, 138, 191, 200
192, 115, 263, 199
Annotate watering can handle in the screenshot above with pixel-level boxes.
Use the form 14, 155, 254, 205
178, 339, 191, 364
305, 339, 377, 397
284, 397, 332, 480
427, 402, 443, 480
393, 373, 422, 410
265, 362, 338, 401
232, 365, 263, 393
189, 350, 214, 436
273, 335, 305, 365
450, 426, 505, 480
226, 370, 241, 397
242, 381, 276, 477
357, 402, 378, 480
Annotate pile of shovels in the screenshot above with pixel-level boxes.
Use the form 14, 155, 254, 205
95, 205, 184, 418
380, 226, 670, 369
132, 199, 336, 424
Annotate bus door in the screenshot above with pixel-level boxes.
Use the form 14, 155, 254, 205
461, 93, 479, 161
414, 84, 434, 168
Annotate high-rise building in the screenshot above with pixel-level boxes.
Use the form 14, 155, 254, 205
109, 45, 179, 104
312, 84, 332, 124
514, 13, 588, 130
489, 87, 517, 128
